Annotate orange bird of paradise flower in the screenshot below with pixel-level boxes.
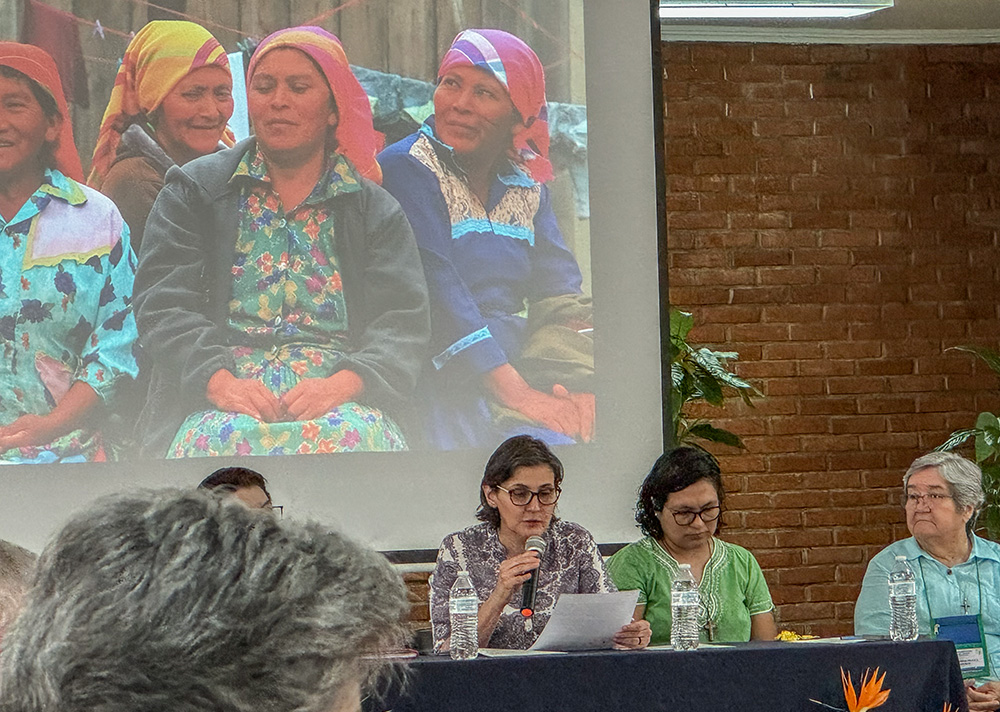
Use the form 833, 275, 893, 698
840, 667, 891, 712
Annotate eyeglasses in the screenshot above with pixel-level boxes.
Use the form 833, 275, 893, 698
902, 492, 953, 507
668, 505, 722, 526
265, 503, 284, 518
495, 485, 561, 507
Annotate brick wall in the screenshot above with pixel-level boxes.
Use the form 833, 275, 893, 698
665, 42, 1000, 635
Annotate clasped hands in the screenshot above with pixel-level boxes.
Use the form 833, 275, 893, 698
207, 369, 363, 422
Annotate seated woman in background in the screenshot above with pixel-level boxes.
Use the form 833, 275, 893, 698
0, 43, 138, 463
88, 20, 234, 252
380, 29, 593, 450
429, 434, 650, 650
134, 27, 429, 458
855, 451, 1000, 711
607, 447, 776, 645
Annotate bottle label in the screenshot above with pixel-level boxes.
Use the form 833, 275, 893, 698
450, 597, 478, 614
672, 591, 699, 606
891, 581, 916, 596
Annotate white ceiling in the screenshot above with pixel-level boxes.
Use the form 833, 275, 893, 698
660, 0, 1000, 42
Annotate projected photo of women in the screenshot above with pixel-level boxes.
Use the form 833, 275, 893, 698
133, 27, 430, 458
380, 28, 594, 451
0, 43, 138, 464
2, 0, 593, 461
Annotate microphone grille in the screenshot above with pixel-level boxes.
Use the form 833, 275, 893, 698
525, 535, 546, 555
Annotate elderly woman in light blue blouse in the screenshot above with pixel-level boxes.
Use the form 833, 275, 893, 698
855, 451, 1000, 712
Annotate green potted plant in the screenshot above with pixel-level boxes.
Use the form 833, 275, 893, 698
935, 345, 1000, 540
667, 309, 760, 452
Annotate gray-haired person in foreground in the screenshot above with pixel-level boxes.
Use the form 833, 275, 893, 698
0, 489, 408, 712
0, 541, 36, 640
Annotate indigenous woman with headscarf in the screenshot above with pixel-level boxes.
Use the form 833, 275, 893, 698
379, 29, 593, 450
134, 27, 429, 458
88, 21, 235, 252
0, 43, 138, 463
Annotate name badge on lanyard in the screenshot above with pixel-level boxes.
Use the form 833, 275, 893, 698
934, 614, 990, 679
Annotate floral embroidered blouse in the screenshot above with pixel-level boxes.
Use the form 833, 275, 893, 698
430, 519, 616, 650
0, 169, 138, 435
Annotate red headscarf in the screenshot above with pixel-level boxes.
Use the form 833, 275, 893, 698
247, 26, 382, 184
0, 42, 83, 182
438, 29, 552, 183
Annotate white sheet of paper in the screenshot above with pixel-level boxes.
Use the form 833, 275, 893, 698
529, 589, 640, 651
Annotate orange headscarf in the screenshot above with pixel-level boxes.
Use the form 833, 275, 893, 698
88, 21, 233, 188
0, 42, 83, 182
247, 26, 383, 184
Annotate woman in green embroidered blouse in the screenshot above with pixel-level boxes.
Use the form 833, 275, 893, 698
607, 447, 776, 645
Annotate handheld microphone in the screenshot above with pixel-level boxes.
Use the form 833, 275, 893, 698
520, 535, 547, 617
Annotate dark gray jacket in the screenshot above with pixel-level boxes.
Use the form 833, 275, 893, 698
133, 138, 430, 457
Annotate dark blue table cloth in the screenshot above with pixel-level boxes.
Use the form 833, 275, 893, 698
369, 639, 967, 712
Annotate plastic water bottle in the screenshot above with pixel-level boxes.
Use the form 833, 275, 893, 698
888, 555, 918, 641
671, 563, 700, 650
448, 570, 479, 659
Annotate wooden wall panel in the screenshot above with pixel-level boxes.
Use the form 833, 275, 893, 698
338, 0, 389, 71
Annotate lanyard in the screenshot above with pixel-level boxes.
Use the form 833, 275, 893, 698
918, 556, 983, 622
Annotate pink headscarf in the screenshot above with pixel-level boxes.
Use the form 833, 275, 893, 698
247, 26, 382, 184
438, 29, 552, 183
0, 42, 83, 182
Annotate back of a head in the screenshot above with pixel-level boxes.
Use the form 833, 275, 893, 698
0, 489, 407, 712
0, 541, 37, 635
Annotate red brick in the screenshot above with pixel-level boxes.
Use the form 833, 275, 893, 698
830, 416, 887, 436
772, 490, 832, 508
806, 584, 862, 603
804, 546, 865, 565
804, 508, 863, 527
744, 509, 803, 529
798, 398, 857, 416
827, 451, 887, 470
798, 360, 854, 377
826, 376, 888, 395
779, 602, 837, 621
777, 565, 837, 585
754, 549, 803, 569
770, 417, 830, 436
761, 342, 824, 360
769, 585, 808, 605
775, 529, 834, 548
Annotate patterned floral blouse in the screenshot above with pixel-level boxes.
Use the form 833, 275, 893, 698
0, 169, 138, 462
168, 147, 405, 457
430, 520, 616, 650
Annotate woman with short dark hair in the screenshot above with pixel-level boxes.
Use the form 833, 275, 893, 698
607, 447, 776, 645
429, 434, 650, 650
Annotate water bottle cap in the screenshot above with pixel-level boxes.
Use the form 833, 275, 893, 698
894, 555, 907, 562
458, 569, 470, 575
678, 563, 692, 570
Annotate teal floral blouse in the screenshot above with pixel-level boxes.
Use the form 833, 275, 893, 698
168, 148, 405, 457
0, 170, 139, 463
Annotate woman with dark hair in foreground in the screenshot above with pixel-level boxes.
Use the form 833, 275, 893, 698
429, 434, 650, 650
607, 447, 776, 645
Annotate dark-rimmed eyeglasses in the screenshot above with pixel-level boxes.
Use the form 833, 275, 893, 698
902, 492, 952, 508
668, 505, 721, 526
495, 485, 561, 507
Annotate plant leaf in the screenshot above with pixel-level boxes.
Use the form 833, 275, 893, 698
950, 345, 1000, 378
688, 423, 745, 449
934, 429, 978, 452
669, 309, 694, 343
